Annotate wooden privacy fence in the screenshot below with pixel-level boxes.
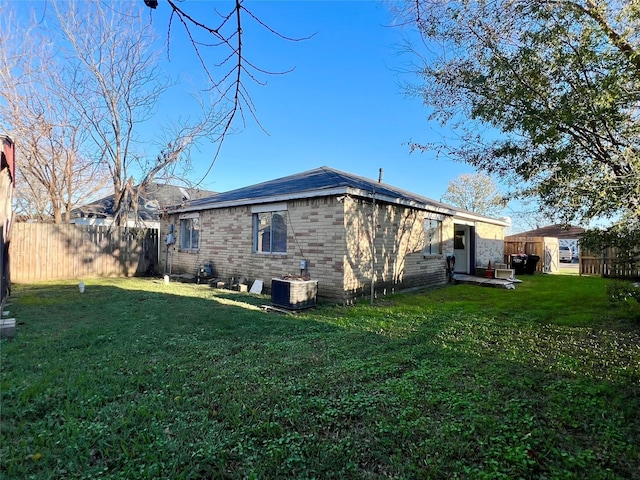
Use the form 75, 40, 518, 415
504, 238, 544, 258
580, 255, 602, 276
504, 237, 546, 272
10, 223, 159, 282
580, 248, 640, 278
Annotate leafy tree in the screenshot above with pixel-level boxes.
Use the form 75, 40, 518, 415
441, 173, 505, 217
402, 1, 640, 240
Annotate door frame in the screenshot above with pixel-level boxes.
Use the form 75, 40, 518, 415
453, 223, 476, 274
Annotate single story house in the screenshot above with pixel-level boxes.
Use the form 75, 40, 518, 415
161, 166, 508, 303
71, 183, 216, 229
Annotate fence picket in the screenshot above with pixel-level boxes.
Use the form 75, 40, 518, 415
580, 247, 640, 279
9, 223, 159, 282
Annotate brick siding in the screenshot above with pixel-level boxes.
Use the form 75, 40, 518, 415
160, 197, 348, 301
160, 195, 502, 303
343, 198, 451, 302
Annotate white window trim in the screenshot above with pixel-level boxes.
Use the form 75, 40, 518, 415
251, 203, 288, 214
179, 214, 200, 251
253, 209, 288, 255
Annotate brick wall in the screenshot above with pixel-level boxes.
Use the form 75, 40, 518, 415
160, 197, 347, 301
160, 195, 458, 303
343, 197, 451, 302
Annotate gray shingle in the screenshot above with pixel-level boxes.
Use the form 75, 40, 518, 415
72, 183, 216, 221
183, 166, 450, 211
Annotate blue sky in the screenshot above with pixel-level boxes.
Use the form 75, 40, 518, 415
6, 1, 496, 212
147, 0, 479, 201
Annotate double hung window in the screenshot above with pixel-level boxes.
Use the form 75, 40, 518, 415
180, 215, 199, 250
254, 209, 287, 254
424, 218, 442, 255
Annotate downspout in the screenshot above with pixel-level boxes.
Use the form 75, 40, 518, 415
370, 168, 383, 305
370, 188, 376, 305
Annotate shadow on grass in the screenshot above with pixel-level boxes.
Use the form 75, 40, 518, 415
1, 278, 639, 479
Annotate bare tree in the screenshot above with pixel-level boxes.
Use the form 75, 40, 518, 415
49, 0, 221, 226
0, 11, 109, 223
2, 0, 299, 225
13, 175, 54, 222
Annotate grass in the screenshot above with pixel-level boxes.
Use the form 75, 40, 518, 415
1, 274, 639, 479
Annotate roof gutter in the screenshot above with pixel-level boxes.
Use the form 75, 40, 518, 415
351, 188, 454, 216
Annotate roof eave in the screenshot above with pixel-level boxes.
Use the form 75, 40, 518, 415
350, 188, 455, 215
453, 210, 509, 227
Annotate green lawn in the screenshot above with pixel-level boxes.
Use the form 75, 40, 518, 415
1, 274, 639, 479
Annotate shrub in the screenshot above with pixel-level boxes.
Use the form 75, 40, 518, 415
607, 280, 640, 305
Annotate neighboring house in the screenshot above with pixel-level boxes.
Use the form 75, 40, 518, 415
0, 135, 15, 310
71, 183, 216, 229
161, 166, 508, 303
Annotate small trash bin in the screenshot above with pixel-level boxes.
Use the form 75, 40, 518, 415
525, 255, 540, 274
511, 254, 527, 275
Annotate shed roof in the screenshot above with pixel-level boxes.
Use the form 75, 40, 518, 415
170, 166, 508, 226
506, 224, 585, 239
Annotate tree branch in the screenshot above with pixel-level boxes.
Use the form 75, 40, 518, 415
150, 0, 314, 184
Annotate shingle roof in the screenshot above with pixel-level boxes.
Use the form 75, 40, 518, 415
506, 224, 585, 239
179, 166, 450, 210
72, 183, 217, 221
172, 166, 508, 225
